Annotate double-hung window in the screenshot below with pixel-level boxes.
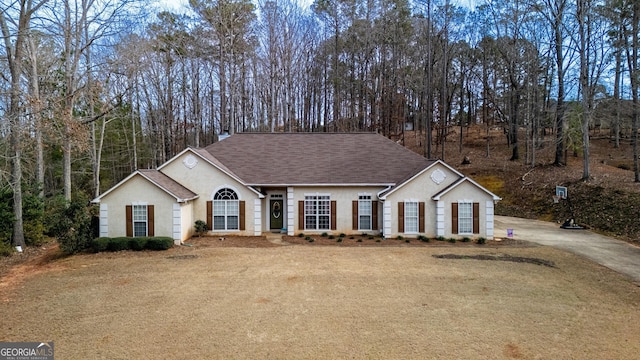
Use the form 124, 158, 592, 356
133, 205, 148, 237
213, 188, 239, 230
358, 195, 372, 230
458, 202, 473, 234
404, 202, 419, 233
305, 195, 330, 230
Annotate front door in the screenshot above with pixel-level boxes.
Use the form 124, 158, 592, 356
270, 199, 284, 231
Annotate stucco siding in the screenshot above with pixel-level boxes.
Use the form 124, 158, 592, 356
384, 163, 460, 238
99, 175, 177, 238
291, 186, 387, 234
160, 151, 261, 236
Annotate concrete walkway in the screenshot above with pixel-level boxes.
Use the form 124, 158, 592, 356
265, 232, 291, 246
495, 215, 640, 283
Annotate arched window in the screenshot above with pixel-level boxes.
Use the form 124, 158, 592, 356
213, 188, 239, 230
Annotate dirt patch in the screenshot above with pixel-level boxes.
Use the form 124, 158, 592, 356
433, 253, 556, 267
284, 234, 531, 247
183, 235, 280, 248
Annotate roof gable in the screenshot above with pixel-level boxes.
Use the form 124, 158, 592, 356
432, 177, 502, 201
202, 133, 434, 186
92, 170, 198, 203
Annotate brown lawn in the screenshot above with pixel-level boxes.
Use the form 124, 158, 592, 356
1, 239, 639, 359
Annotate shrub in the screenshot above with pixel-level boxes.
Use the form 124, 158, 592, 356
337, 238, 342, 243
375, 239, 380, 243
397, 235, 404, 240
145, 237, 174, 250
339, 233, 346, 238
448, 238, 457, 243
128, 237, 148, 251
298, 233, 305, 237
194, 220, 208, 237
321, 232, 328, 237
368, 236, 374, 240
477, 237, 487, 245
50, 198, 95, 255
90, 237, 110, 252
357, 239, 363, 243
418, 235, 429, 242
328, 235, 335, 239
107, 237, 130, 252
405, 239, 410, 243
308, 238, 314, 243
305, 236, 312, 241
349, 236, 354, 239
0, 240, 13, 257
462, 237, 471, 243
436, 236, 446, 242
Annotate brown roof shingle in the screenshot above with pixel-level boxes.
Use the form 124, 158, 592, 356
139, 169, 198, 201
202, 133, 433, 186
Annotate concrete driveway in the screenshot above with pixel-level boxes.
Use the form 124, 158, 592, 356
495, 215, 640, 283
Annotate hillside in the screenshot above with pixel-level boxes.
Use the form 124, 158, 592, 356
401, 127, 640, 244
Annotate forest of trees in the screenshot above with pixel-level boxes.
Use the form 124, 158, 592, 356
1, 0, 640, 251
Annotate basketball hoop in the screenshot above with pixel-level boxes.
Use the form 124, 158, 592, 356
552, 195, 561, 204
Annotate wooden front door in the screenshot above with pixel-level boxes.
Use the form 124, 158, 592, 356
270, 199, 284, 231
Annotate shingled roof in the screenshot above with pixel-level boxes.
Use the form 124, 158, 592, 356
138, 169, 198, 201
202, 133, 434, 186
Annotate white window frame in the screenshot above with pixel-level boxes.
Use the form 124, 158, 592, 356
358, 195, 372, 230
458, 201, 473, 234
132, 204, 147, 237
213, 188, 239, 231
304, 194, 331, 230
404, 201, 419, 233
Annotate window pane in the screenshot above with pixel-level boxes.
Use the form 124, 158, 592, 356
134, 222, 146, 237
359, 215, 371, 230
213, 201, 226, 216
213, 216, 225, 230
133, 205, 147, 221
227, 216, 239, 230
318, 215, 330, 229
227, 201, 238, 214
305, 216, 316, 230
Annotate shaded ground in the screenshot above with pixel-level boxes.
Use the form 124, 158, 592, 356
1, 242, 639, 359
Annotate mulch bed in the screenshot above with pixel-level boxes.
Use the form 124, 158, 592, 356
433, 253, 556, 267
283, 234, 530, 247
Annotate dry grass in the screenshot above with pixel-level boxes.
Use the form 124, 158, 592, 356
1, 242, 639, 359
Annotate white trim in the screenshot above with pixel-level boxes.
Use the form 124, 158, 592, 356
383, 202, 392, 237
357, 195, 373, 231
379, 160, 464, 200
436, 201, 445, 237
172, 204, 181, 244
211, 184, 242, 200
404, 201, 419, 234
486, 200, 495, 238
287, 187, 295, 236
91, 170, 199, 203
254, 198, 262, 236
432, 177, 501, 201
303, 193, 332, 231
457, 201, 474, 235
99, 204, 108, 237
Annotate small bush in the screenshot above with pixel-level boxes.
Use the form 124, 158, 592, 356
328, 235, 335, 239
321, 232, 328, 237
477, 237, 487, 245
146, 237, 174, 250
357, 239, 363, 242
436, 236, 446, 242
462, 237, 471, 243
368, 236, 374, 240
448, 238, 457, 243
349, 236, 354, 239
90, 237, 110, 252
298, 233, 305, 237
375, 239, 380, 243
128, 237, 148, 251
194, 220, 208, 237
308, 238, 314, 243
337, 238, 342, 243
405, 239, 410, 243
418, 235, 429, 242
107, 237, 130, 252
0, 241, 14, 257
397, 235, 404, 240
305, 236, 312, 241
339, 233, 346, 238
